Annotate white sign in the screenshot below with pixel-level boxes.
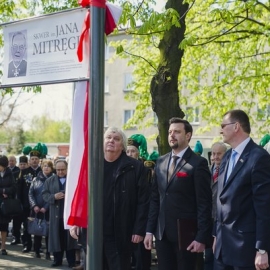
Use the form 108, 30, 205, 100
1, 8, 89, 87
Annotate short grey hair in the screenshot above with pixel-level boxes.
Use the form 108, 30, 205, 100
104, 127, 127, 152
211, 142, 227, 153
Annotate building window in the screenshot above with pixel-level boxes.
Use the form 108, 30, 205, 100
105, 76, 109, 93
123, 73, 134, 91
104, 111, 108, 127
185, 107, 200, 124
124, 110, 135, 125
257, 105, 270, 121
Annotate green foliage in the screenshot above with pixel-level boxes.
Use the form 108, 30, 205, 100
110, 0, 270, 140
2, 0, 270, 151
6, 127, 26, 154
25, 115, 71, 143
179, 0, 270, 136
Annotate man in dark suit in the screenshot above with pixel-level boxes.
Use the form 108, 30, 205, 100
144, 117, 212, 270
204, 142, 227, 270
213, 109, 270, 270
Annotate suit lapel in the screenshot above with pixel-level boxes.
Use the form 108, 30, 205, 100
167, 148, 191, 188
221, 140, 253, 193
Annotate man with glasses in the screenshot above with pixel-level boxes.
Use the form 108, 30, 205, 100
8, 31, 27, 78
213, 109, 270, 270
42, 160, 77, 268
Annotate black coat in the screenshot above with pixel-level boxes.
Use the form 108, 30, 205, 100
107, 153, 150, 253
0, 168, 16, 224
18, 166, 42, 209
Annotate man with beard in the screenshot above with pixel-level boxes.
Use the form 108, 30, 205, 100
144, 117, 212, 270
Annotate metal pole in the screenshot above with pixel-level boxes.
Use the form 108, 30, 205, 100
87, 4, 105, 270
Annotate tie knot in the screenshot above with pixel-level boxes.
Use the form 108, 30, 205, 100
172, 156, 179, 161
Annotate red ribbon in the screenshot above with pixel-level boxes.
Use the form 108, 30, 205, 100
79, 0, 106, 8
77, 0, 115, 62
77, 10, 90, 62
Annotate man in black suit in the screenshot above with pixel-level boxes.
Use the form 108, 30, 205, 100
213, 109, 270, 270
144, 117, 212, 270
204, 142, 227, 270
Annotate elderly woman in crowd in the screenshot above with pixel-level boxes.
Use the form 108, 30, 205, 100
42, 160, 77, 268
0, 155, 16, 255
29, 159, 54, 259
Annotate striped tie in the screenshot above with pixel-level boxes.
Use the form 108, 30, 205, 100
168, 156, 179, 182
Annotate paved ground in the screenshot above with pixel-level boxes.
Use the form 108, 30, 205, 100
0, 236, 65, 270
0, 231, 158, 270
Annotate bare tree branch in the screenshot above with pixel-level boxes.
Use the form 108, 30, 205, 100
256, 0, 270, 12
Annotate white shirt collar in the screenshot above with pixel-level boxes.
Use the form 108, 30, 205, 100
232, 137, 251, 163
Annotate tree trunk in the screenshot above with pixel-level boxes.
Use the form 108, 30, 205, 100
150, 0, 188, 155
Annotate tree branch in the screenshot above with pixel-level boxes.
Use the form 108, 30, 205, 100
123, 50, 158, 72
133, 0, 145, 17
235, 15, 265, 27
236, 51, 270, 59
256, 0, 270, 12
191, 9, 249, 46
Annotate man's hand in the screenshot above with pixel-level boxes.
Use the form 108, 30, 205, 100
144, 234, 153, 250
255, 252, 269, 270
187, 240, 205, 253
33, 206, 40, 213
131, 234, 143, 243
70, 226, 80, 240
40, 207, 46, 213
54, 192, 65, 200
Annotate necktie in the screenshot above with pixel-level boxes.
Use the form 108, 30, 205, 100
226, 150, 237, 182
213, 166, 219, 182
168, 156, 179, 182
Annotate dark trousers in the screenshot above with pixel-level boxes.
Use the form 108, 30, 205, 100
53, 218, 75, 266
204, 248, 214, 270
34, 235, 48, 254
214, 258, 255, 270
22, 209, 32, 249
12, 214, 23, 241
103, 239, 131, 270
133, 242, 152, 270
155, 234, 204, 270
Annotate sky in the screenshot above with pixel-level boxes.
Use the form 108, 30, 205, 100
11, 83, 74, 129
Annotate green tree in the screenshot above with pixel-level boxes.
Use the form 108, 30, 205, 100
2, 0, 270, 155
112, 0, 270, 153
6, 126, 26, 154
25, 115, 70, 143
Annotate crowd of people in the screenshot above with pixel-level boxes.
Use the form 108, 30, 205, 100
0, 109, 270, 270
